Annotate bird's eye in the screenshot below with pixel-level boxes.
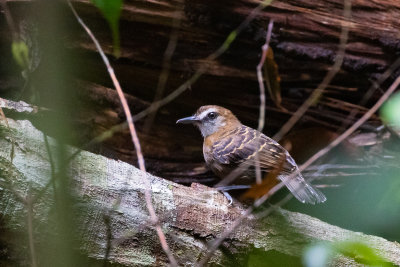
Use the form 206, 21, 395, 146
207, 112, 217, 120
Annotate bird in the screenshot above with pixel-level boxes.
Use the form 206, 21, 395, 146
176, 105, 326, 204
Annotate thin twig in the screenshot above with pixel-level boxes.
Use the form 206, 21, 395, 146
256, 20, 274, 133
304, 164, 375, 171
43, 134, 57, 195
0, 0, 18, 41
312, 172, 375, 178
272, 0, 352, 141
67, 2, 178, 266
255, 20, 274, 184
144, 0, 183, 131
254, 194, 293, 220
26, 186, 38, 267
32, 134, 60, 205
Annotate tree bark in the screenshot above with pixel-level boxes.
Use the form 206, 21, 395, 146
0, 99, 399, 266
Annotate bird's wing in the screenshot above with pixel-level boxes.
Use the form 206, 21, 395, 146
212, 126, 326, 204
212, 126, 295, 174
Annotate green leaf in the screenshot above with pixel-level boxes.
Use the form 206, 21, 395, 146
333, 241, 392, 266
381, 92, 400, 129
304, 241, 394, 267
221, 31, 237, 50
91, 0, 123, 57
11, 41, 29, 69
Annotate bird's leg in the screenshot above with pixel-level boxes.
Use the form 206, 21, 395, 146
215, 185, 252, 191
215, 185, 251, 206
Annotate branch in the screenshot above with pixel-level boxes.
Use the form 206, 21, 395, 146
254, 20, 274, 184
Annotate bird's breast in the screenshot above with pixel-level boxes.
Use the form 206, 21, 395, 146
203, 137, 216, 167
203, 135, 234, 178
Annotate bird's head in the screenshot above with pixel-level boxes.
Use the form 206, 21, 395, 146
176, 105, 241, 137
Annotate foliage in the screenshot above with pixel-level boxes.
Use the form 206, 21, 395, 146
303, 241, 395, 267
264, 48, 283, 110
381, 92, 400, 128
11, 41, 29, 69
91, 0, 123, 57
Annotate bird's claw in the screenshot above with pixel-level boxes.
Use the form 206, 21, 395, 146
216, 185, 251, 206
222, 191, 233, 206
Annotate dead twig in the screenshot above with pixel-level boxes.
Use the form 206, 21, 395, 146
256, 20, 274, 133
254, 20, 274, 184
43, 134, 57, 196
272, 0, 352, 141
26, 186, 38, 267
144, 0, 183, 131
0, 0, 18, 41
67, 2, 178, 266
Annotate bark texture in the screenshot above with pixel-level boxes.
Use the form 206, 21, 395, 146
0, 101, 400, 266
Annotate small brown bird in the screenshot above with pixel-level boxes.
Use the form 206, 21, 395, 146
177, 105, 326, 204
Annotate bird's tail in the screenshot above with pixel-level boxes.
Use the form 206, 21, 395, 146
278, 174, 326, 204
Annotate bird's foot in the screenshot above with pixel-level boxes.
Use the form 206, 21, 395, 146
222, 191, 233, 206
215, 185, 251, 206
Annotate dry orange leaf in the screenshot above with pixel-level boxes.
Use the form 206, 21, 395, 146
241, 155, 285, 201
264, 48, 286, 111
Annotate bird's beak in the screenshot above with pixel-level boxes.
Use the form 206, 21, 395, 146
176, 115, 200, 124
